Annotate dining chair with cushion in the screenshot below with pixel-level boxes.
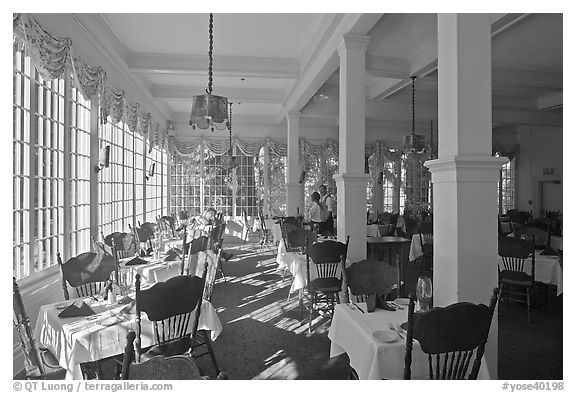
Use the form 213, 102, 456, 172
417, 220, 433, 278
286, 227, 316, 254
498, 236, 536, 322
304, 236, 349, 332
121, 332, 227, 380
209, 223, 227, 281
188, 249, 222, 375
13, 277, 66, 380
57, 252, 117, 300
134, 265, 207, 362
280, 222, 302, 253
404, 287, 499, 380
130, 223, 153, 255
182, 235, 210, 276
257, 210, 273, 253
104, 232, 139, 260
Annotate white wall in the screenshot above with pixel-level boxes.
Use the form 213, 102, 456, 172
493, 125, 563, 214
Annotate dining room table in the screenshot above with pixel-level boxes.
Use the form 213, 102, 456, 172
366, 237, 410, 296
328, 302, 491, 380
33, 293, 222, 380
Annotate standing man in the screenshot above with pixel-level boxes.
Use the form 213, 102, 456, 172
319, 184, 335, 234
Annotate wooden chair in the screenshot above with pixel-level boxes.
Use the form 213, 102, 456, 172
304, 236, 349, 332
134, 267, 207, 362
104, 232, 138, 260
417, 220, 433, 278
257, 211, 273, 253
209, 223, 227, 281
13, 277, 65, 380
57, 252, 116, 300
121, 332, 227, 380
160, 215, 177, 237
131, 223, 153, 255
404, 287, 499, 380
241, 210, 251, 244
280, 221, 301, 253
498, 236, 536, 322
285, 227, 316, 254
189, 249, 222, 376
182, 235, 210, 276
508, 209, 532, 232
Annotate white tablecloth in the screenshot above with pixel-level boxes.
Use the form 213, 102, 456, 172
408, 234, 433, 261
253, 218, 282, 243
123, 258, 182, 286
34, 298, 222, 380
328, 303, 490, 380
499, 252, 562, 295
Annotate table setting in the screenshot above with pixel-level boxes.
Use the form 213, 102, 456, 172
33, 283, 222, 380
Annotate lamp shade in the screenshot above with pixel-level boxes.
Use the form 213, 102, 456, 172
403, 134, 426, 153
189, 94, 229, 128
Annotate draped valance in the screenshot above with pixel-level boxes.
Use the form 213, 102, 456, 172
13, 13, 169, 152
493, 143, 520, 161
169, 136, 288, 158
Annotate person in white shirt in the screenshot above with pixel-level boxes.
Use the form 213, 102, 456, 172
307, 192, 329, 223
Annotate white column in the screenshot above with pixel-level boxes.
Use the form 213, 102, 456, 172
336, 34, 370, 261
426, 13, 507, 378
286, 111, 302, 216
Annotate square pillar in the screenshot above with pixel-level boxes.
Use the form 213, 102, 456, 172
336, 34, 370, 261
431, 13, 508, 378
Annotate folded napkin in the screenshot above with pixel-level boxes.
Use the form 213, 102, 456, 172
125, 256, 148, 266
366, 294, 396, 313
118, 295, 134, 305
164, 248, 182, 261
57, 300, 95, 318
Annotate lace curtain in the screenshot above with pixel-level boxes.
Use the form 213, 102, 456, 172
13, 13, 169, 152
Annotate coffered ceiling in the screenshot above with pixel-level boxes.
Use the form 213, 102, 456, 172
62, 13, 563, 139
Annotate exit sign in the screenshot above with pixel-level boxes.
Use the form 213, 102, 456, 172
542, 168, 554, 175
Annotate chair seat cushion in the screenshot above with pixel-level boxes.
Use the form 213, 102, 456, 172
39, 348, 66, 378
309, 277, 342, 293
145, 336, 192, 358
499, 270, 532, 286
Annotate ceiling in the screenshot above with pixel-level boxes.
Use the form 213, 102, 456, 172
77, 13, 563, 138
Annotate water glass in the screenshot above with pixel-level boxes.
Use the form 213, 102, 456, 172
416, 276, 433, 312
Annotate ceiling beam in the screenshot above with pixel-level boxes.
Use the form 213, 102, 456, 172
126, 53, 300, 79
280, 13, 384, 122
151, 85, 285, 104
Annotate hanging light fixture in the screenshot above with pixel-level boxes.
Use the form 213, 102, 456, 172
190, 13, 229, 131
221, 102, 238, 170
403, 76, 426, 154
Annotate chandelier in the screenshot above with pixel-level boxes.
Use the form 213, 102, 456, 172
190, 13, 229, 131
403, 76, 426, 154
221, 103, 238, 170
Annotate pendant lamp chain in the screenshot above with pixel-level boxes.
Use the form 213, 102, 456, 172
207, 13, 213, 95
411, 76, 416, 136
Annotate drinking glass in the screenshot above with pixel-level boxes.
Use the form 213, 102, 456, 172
416, 276, 433, 312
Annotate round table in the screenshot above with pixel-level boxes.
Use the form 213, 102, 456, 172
366, 236, 411, 297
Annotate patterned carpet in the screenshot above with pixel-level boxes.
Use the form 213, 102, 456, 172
194, 239, 563, 380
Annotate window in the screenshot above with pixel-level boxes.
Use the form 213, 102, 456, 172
499, 158, 515, 214
170, 154, 202, 216
268, 152, 286, 217
382, 160, 397, 212
235, 153, 259, 216
69, 86, 91, 256
134, 133, 145, 225
146, 146, 164, 221
204, 150, 233, 215
13, 45, 33, 279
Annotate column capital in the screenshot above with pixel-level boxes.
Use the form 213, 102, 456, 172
425, 154, 509, 183
285, 111, 301, 122
338, 34, 370, 55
